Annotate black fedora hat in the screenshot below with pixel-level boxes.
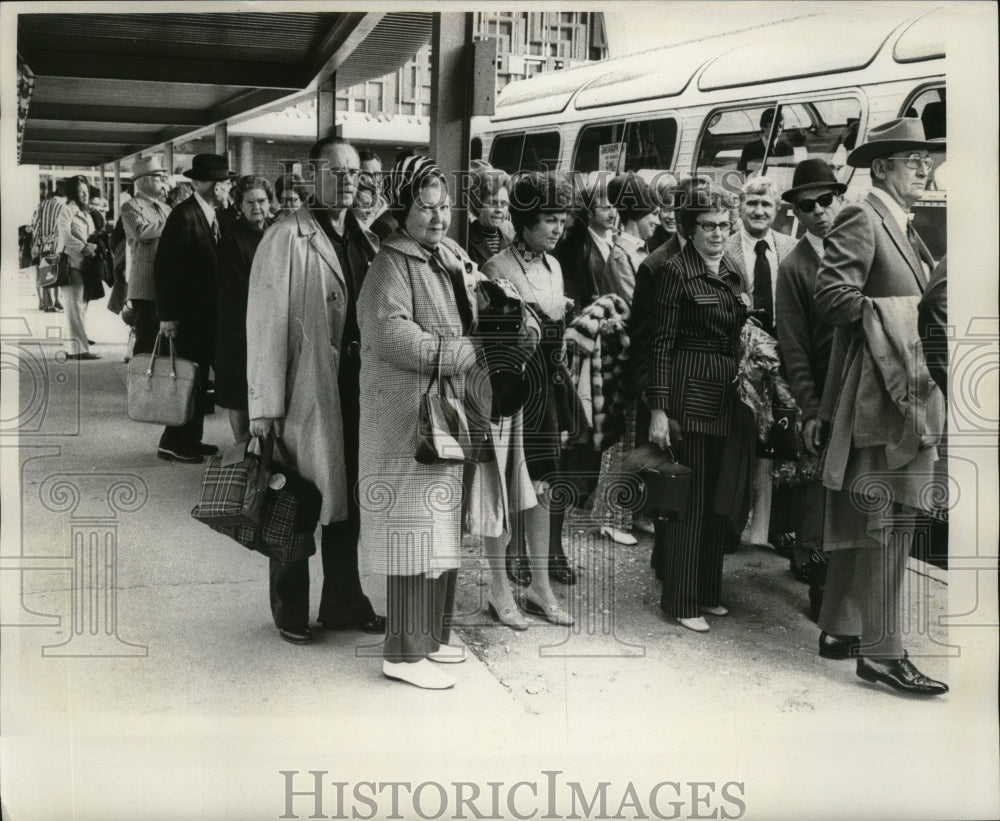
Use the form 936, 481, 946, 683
182, 153, 236, 182
781, 158, 847, 202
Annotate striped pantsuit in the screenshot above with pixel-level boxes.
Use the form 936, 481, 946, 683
384, 570, 457, 663
655, 432, 728, 618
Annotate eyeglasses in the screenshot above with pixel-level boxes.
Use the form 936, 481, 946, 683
695, 220, 734, 234
886, 154, 934, 172
795, 192, 837, 213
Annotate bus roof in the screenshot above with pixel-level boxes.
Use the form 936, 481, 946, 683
491, 6, 945, 122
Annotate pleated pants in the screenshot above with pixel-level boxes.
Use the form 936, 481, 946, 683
384, 570, 457, 663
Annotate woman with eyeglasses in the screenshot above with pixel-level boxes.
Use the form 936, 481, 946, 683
644, 182, 748, 633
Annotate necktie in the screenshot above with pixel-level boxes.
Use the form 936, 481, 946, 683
211, 212, 220, 244
906, 221, 925, 268
430, 248, 473, 334
753, 239, 774, 327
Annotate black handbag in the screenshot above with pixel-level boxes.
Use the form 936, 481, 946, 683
757, 405, 800, 460
473, 279, 533, 419
619, 441, 693, 521
415, 366, 493, 465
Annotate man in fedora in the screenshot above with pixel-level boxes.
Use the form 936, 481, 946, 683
774, 159, 851, 654
814, 117, 947, 696
148, 153, 235, 463
122, 155, 171, 372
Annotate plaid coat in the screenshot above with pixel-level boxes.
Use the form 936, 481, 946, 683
357, 231, 484, 576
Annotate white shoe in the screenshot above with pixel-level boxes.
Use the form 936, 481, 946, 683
633, 518, 656, 534
428, 643, 467, 664
677, 616, 710, 633
700, 604, 729, 617
601, 525, 638, 545
382, 659, 456, 689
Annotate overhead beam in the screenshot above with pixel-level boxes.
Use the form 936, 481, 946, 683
28, 103, 211, 127
27, 50, 309, 90
24, 141, 143, 154
311, 12, 384, 83
23, 128, 161, 145
208, 89, 292, 125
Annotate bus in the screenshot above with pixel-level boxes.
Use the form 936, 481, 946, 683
471, 6, 947, 256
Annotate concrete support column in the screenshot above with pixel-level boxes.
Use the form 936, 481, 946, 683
317, 74, 337, 140
113, 162, 122, 220
214, 123, 228, 158
99, 165, 107, 201
164, 142, 174, 176
239, 136, 254, 176
430, 13, 474, 246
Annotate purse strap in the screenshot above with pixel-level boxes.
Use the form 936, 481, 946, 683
424, 336, 445, 395
146, 332, 178, 379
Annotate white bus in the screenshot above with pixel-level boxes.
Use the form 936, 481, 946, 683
471, 6, 947, 255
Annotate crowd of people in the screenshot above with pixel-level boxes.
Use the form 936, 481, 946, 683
27, 116, 949, 695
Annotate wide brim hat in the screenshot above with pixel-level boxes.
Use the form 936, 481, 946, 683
131, 155, 167, 179
781, 158, 847, 202
847, 117, 941, 168
183, 153, 237, 181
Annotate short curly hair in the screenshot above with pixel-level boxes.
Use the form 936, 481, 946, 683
676, 182, 739, 240
507, 171, 575, 234
232, 175, 274, 205
469, 163, 509, 211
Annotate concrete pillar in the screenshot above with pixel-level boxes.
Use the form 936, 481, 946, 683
99, 165, 107, 200
214, 123, 228, 159
113, 162, 122, 220
239, 136, 254, 176
164, 142, 174, 176
316, 74, 337, 140
430, 13, 474, 245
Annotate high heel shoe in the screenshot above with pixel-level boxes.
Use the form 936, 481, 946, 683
487, 600, 529, 631
521, 593, 574, 626
600, 525, 638, 545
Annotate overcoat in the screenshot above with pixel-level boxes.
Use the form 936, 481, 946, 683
814, 190, 939, 550
466, 218, 514, 269
246, 207, 362, 525
356, 231, 483, 576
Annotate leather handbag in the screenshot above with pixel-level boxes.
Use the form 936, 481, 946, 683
415, 341, 493, 465
190, 436, 273, 527
757, 405, 800, 461
127, 332, 200, 426
36, 253, 70, 289
620, 441, 693, 521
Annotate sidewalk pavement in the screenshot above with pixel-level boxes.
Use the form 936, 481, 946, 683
2, 268, 990, 821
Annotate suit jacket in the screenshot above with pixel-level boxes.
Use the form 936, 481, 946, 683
724, 227, 797, 298
645, 224, 675, 254
628, 234, 683, 387
121, 193, 171, 302
646, 241, 748, 436
918, 257, 948, 398
775, 236, 834, 422
815, 190, 934, 422
737, 138, 794, 173
153, 195, 219, 342
466, 218, 514, 269
553, 218, 603, 316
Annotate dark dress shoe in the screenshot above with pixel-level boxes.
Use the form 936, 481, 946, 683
818, 631, 860, 659
506, 555, 531, 588
278, 626, 313, 645
549, 554, 577, 586
157, 447, 204, 464
65, 352, 102, 361
195, 443, 220, 456
856, 652, 949, 696
321, 614, 387, 634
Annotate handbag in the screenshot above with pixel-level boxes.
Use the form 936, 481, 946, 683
620, 441, 693, 521
36, 253, 70, 289
194, 436, 321, 565
190, 436, 273, 527
127, 332, 200, 426
757, 405, 800, 460
415, 340, 493, 465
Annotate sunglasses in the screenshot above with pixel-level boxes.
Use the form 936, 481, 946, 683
795, 192, 837, 213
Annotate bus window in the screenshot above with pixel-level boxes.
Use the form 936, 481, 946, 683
471, 137, 483, 162
489, 131, 561, 173
522, 131, 561, 172
696, 98, 862, 190
490, 133, 524, 174
574, 118, 677, 175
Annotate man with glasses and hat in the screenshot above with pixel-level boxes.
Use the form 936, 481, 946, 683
813, 117, 947, 696
122, 155, 171, 375
774, 158, 851, 656
148, 153, 234, 463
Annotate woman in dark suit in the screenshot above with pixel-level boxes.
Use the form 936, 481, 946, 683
215, 174, 274, 442
645, 183, 747, 633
